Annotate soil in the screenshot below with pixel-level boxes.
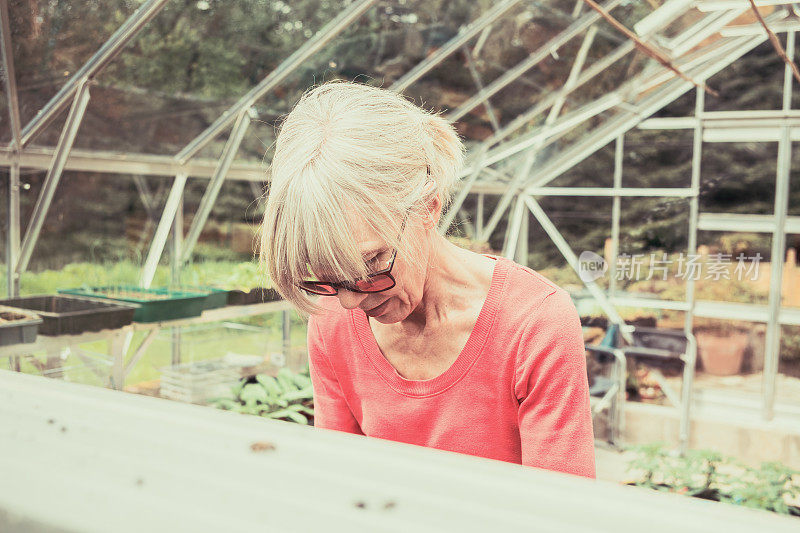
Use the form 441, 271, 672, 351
98, 290, 170, 301
250, 441, 276, 452
0, 311, 30, 323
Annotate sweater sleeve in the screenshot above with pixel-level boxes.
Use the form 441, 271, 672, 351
307, 316, 364, 435
513, 289, 596, 479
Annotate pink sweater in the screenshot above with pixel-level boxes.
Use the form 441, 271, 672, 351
306, 255, 596, 479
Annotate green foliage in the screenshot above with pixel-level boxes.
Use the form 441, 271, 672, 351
625, 442, 800, 517
208, 367, 314, 425
780, 326, 800, 363
0, 260, 270, 298
180, 261, 269, 292
719, 461, 800, 515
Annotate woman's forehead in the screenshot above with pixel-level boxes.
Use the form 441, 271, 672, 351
344, 210, 391, 257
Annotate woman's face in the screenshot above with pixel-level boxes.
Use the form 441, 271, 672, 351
333, 214, 430, 324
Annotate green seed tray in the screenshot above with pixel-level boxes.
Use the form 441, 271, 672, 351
58, 286, 208, 323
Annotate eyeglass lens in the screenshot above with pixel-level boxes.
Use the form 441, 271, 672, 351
299, 273, 394, 295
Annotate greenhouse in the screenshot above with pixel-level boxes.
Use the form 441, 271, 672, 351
1, 0, 800, 530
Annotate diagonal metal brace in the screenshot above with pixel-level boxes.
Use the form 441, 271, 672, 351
16, 80, 91, 273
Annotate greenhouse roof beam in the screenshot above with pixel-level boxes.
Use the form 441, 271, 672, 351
480, 40, 635, 152
468, 34, 757, 195
526, 187, 695, 197
482, 91, 623, 173
0, 0, 21, 149
458, 0, 693, 171
132, 175, 161, 220
18, 0, 169, 148
438, 147, 489, 232
522, 30, 771, 195
477, 147, 540, 242
390, 0, 521, 93
462, 45, 501, 132
176, 0, 377, 164
580, 0, 718, 96
640, 109, 800, 128
446, 0, 625, 123
663, 8, 747, 58
633, 25, 762, 92
473, 26, 598, 241
139, 172, 188, 288
474, 11, 784, 192
720, 18, 800, 36
698, 212, 800, 233
472, 24, 493, 58
180, 108, 254, 265
16, 81, 91, 273
0, 146, 266, 181
763, 29, 795, 421
634, 0, 695, 37
697, 0, 797, 11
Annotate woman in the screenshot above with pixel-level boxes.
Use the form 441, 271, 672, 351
260, 81, 595, 479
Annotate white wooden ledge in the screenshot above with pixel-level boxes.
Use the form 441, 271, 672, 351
0, 370, 797, 532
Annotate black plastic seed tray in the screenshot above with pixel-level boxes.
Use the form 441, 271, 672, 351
0, 305, 43, 346
177, 286, 230, 311
0, 295, 138, 336
227, 287, 281, 306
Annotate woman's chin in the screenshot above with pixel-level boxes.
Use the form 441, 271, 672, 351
372, 313, 396, 324
372, 305, 403, 324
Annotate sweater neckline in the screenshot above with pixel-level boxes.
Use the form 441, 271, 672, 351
351, 254, 510, 397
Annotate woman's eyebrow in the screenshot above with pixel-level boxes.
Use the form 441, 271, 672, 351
359, 244, 384, 258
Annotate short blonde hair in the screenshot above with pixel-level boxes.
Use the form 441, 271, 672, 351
259, 80, 465, 315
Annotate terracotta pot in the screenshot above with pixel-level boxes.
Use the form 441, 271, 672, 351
695, 330, 749, 376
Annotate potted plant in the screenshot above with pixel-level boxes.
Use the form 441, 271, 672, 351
694, 319, 750, 376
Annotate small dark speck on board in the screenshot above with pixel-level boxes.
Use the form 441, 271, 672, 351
250, 441, 276, 452
354, 501, 367, 509
47, 418, 55, 424
136, 478, 144, 487
383, 501, 396, 511
60, 426, 67, 433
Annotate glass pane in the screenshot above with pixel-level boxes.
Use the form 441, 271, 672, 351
8, 0, 140, 140
705, 39, 785, 113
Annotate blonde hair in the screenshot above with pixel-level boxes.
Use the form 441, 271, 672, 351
259, 80, 465, 315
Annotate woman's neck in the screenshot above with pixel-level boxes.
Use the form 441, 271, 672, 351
395, 234, 492, 337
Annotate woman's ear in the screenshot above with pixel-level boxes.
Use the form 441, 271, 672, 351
422, 192, 442, 230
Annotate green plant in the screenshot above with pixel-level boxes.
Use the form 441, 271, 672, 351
208, 367, 314, 425
625, 442, 800, 517
718, 460, 800, 515
181, 261, 269, 292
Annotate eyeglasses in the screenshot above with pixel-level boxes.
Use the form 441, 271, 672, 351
298, 249, 398, 296
298, 218, 406, 296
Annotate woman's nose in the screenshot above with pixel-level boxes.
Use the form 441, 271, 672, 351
336, 288, 368, 310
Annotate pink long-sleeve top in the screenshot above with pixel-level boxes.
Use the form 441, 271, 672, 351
306, 255, 596, 479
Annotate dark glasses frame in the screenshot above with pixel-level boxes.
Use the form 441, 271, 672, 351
298, 247, 399, 296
